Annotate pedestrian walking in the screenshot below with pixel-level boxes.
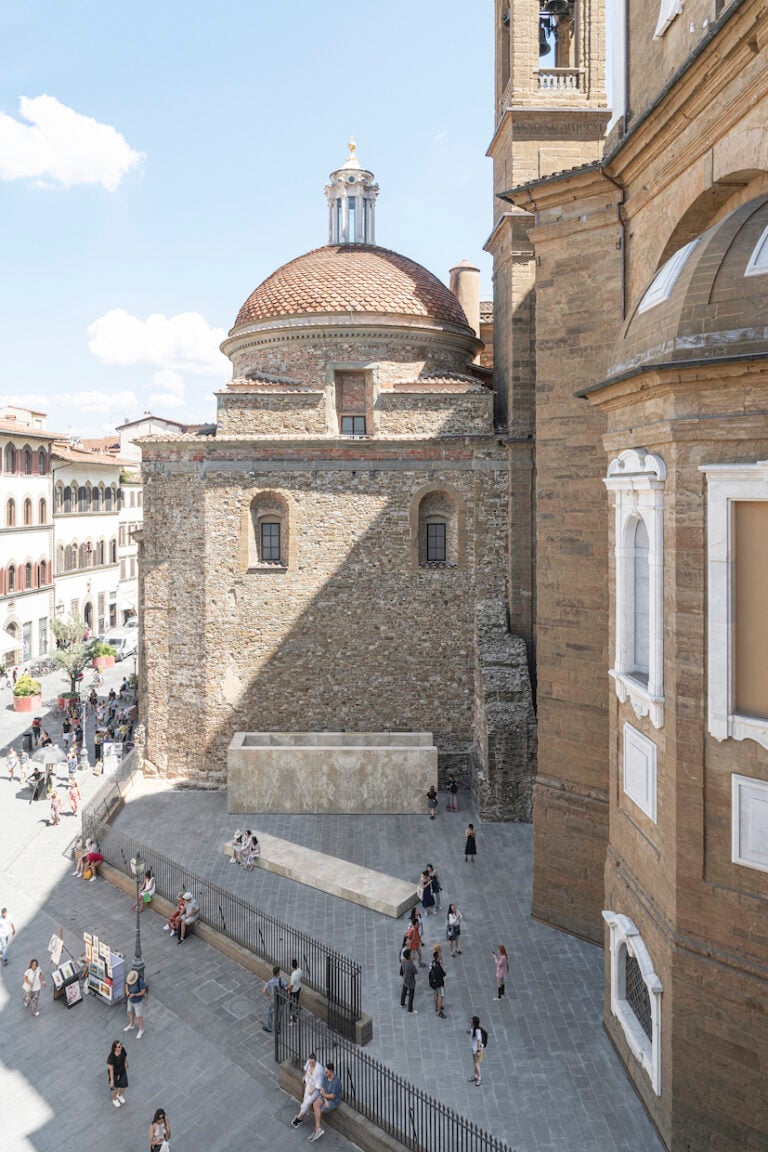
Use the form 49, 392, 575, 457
19, 749, 30, 784
447, 903, 463, 956
406, 908, 425, 967
262, 965, 286, 1033
426, 863, 442, 911
429, 951, 447, 1017
287, 957, 302, 1022
62, 716, 72, 750
447, 778, 459, 811
464, 822, 477, 863
400, 947, 418, 1014
22, 959, 46, 1015
426, 784, 438, 819
492, 945, 509, 1000
49, 790, 61, 826
68, 778, 81, 815
291, 1052, 324, 1128
124, 970, 146, 1038
149, 1107, 171, 1151
467, 1016, 486, 1085
419, 869, 435, 916
6, 747, 18, 782
107, 1039, 129, 1107
0, 908, 16, 965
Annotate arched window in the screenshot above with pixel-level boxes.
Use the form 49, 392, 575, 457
414, 489, 461, 568
247, 492, 291, 569
24, 562, 33, 589
37, 561, 45, 587
23, 448, 32, 475
54, 484, 63, 514
7, 565, 15, 592
5, 444, 16, 473
67, 544, 77, 572
23, 498, 33, 526
57, 545, 65, 574
92, 485, 101, 512
63, 485, 72, 514
38, 449, 47, 475
109, 537, 117, 564
96, 539, 105, 566
6, 498, 16, 527
104, 486, 113, 512
78, 485, 88, 513
39, 498, 47, 524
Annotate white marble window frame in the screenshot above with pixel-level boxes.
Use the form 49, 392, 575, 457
744, 224, 768, 277
623, 723, 657, 823
700, 462, 768, 751
605, 450, 666, 728
602, 911, 663, 1095
732, 773, 768, 873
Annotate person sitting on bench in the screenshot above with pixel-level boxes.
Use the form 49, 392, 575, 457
309, 1062, 342, 1143
177, 892, 199, 943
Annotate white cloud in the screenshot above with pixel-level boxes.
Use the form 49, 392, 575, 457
433, 131, 447, 143
87, 308, 227, 374
56, 389, 137, 414
0, 95, 143, 191
148, 369, 186, 410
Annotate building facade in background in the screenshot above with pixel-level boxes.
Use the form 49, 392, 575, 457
138, 145, 536, 816
492, 0, 768, 1147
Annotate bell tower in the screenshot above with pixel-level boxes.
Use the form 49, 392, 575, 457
485, 0, 610, 648
325, 139, 379, 245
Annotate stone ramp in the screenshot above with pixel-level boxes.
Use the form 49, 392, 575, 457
225, 833, 418, 918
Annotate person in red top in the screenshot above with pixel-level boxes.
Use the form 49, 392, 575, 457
406, 909, 425, 968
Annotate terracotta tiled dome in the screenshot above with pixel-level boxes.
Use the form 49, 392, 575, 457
233, 244, 470, 331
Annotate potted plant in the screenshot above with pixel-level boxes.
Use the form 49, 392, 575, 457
91, 641, 118, 670
13, 673, 42, 713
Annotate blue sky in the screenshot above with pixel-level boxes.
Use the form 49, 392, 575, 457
0, 2, 494, 435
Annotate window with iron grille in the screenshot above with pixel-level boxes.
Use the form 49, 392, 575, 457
260, 521, 281, 563
625, 951, 653, 1042
426, 521, 447, 563
341, 415, 366, 436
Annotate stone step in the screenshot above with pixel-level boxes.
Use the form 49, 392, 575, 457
225, 835, 418, 918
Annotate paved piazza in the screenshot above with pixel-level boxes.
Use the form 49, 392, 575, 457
0, 665, 661, 1151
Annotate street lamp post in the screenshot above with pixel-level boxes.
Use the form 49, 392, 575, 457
129, 851, 146, 980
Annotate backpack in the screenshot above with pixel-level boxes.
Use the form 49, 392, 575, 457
479, 1026, 489, 1049
428, 964, 440, 990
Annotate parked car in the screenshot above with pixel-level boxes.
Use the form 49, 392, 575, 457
102, 629, 138, 661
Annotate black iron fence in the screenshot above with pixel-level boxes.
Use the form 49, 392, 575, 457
80, 749, 140, 834
83, 797, 362, 1036
274, 990, 516, 1152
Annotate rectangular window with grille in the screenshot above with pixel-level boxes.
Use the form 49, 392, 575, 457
625, 952, 653, 1042
340, 415, 366, 436
261, 522, 281, 562
426, 522, 447, 563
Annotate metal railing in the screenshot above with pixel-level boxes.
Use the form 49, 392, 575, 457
80, 749, 140, 833
83, 804, 362, 1036
275, 991, 516, 1152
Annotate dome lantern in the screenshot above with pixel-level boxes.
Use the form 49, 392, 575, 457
325, 138, 379, 245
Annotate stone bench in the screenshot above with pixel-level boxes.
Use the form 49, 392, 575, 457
224, 833, 418, 919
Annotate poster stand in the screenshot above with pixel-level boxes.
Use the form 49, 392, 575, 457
83, 931, 126, 1005
48, 930, 83, 1006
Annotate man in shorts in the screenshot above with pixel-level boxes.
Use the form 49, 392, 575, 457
310, 1062, 342, 1142
124, 969, 146, 1039
177, 892, 200, 942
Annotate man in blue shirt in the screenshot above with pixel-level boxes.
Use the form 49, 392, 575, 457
309, 1062, 342, 1142
261, 966, 285, 1033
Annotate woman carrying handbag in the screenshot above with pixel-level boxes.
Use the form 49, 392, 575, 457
149, 1107, 171, 1151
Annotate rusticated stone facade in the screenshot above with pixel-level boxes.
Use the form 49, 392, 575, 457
139, 236, 535, 822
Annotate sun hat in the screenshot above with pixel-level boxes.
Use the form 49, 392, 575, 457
126, 970, 139, 985
183, 892, 193, 900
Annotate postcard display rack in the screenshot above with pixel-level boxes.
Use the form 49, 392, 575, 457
49, 934, 83, 1008
84, 932, 126, 1005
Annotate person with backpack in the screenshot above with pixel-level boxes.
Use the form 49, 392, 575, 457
428, 950, 446, 1018
467, 1015, 487, 1085
261, 965, 286, 1033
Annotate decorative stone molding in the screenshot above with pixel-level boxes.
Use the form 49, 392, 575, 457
602, 911, 663, 1095
701, 461, 768, 751
622, 722, 657, 823
605, 451, 665, 728
732, 774, 768, 873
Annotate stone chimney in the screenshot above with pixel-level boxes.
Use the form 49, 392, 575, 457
449, 259, 481, 339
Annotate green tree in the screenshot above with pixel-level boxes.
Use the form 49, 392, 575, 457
52, 615, 91, 695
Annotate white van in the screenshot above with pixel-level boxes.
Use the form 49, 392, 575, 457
103, 629, 138, 661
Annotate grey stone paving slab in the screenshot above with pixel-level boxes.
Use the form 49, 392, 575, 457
0, 664, 357, 1152
109, 783, 663, 1152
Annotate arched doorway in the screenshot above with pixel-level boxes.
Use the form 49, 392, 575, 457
3, 621, 20, 668
83, 602, 93, 630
